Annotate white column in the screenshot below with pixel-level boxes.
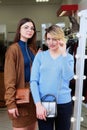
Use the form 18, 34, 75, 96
72, 10, 87, 130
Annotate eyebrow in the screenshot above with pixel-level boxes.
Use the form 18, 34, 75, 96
22, 25, 34, 27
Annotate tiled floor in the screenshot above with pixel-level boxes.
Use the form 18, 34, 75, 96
0, 104, 87, 130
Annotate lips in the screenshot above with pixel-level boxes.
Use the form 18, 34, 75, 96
49, 45, 55, 48
27, 33, 33, 37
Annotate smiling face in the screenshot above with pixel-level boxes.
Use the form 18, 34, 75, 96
20, 22, 35, 42
46, 33, 59, 51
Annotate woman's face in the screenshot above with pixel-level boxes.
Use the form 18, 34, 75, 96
46, 33, 60, 51
20, 22, 35, 42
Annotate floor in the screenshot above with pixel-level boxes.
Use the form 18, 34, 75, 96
0, 107, 12, 130
0, 103, 87, 130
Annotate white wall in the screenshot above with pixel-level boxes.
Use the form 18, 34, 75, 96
79, 0, 87, 11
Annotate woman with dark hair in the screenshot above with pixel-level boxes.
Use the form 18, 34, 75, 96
4, 18, 37, 130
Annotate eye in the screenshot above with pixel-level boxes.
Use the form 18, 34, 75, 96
24, 26, 29, 29
22, 26, 35, 31
30, 27, 35, 31
52, 38, 57, 42
47, 38, 50, 41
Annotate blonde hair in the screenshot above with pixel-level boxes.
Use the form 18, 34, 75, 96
45, 25, 67, 43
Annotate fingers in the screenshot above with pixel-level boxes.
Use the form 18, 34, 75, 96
15, 108, 19, 117
59, 40, 66, 47
58, 40, 66, 55
37, 114, 46, 120
36, 103, 47, 121
37, 112, 46, 121
8, 108, 19, 118
13, 110, 17, 118
59, 41, 64, 47
37, 48, 43, 52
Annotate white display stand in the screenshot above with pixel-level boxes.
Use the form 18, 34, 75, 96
72, 9, 87, 130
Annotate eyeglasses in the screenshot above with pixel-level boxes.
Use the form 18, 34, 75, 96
21, 25, 35, 31
46, 38, 58, 43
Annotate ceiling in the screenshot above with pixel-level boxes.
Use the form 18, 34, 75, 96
0, 0, 81, 6
0, 0, 63, 5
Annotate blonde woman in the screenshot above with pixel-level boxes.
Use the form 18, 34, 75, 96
30, 25, 74, 130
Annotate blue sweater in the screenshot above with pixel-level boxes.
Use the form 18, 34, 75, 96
18, 40, 34, 82
30, 50, 74, 104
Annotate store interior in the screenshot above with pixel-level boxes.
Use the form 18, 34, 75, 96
0, 0, 87, 130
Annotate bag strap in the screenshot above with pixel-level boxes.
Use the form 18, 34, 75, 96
41, 94, 56, 102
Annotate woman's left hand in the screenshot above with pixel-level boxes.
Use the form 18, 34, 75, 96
36, 102, 47, 120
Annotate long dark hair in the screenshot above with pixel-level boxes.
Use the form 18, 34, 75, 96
14, 18, 37, 52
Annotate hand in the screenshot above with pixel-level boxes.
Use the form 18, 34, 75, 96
36, 102, 47, 120
58, 40, 67, 56
37, 48, 43, 52
8, 108, 19, 118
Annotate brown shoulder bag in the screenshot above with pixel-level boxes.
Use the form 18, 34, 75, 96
16, 83, 30, 104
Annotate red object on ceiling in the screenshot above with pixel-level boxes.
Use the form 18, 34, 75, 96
57, 4, 78, 16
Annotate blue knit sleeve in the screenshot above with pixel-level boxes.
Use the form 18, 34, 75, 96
30, 52, 42, 104
62, 53, 74, 81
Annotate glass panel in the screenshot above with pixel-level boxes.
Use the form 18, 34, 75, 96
0, 25, 7, 72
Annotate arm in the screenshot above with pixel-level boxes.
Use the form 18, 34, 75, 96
58, 39, 74, 80
62, 54, 74, 80
30, 52, 47, 120
4, 47, 19, 118
30, 52, 41, 103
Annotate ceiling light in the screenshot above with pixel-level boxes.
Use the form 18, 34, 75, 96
36, 0, 49, 2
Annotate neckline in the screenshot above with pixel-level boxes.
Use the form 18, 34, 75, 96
18, 40, 27, 47
48, 50, 61, 60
